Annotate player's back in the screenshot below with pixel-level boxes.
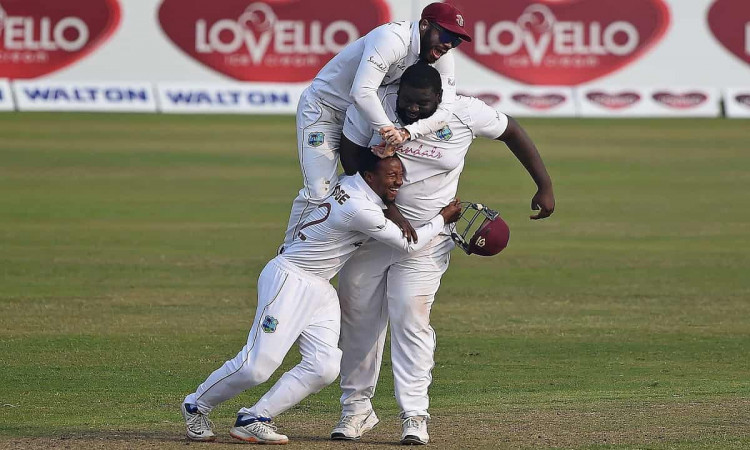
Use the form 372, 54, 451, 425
281, 176, 379, 280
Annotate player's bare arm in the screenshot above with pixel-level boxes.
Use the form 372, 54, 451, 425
340, 134, 362, 176
497, 116, 556, 220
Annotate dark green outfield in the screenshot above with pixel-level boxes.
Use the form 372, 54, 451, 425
0, 113, 748, 449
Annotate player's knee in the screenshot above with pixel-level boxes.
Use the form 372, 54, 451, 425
390, 294, 433, 328
309, 348, 342, 389
240, 354, 282, 385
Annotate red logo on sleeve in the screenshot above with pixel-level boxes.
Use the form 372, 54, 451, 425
0, 0, 121, 79
158, 0, 390, 82
457, 0, 670, 85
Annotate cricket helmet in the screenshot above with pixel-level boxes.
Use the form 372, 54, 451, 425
449, 202, 510, 256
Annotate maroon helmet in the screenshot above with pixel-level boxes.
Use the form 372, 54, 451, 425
450, 202, 510, 256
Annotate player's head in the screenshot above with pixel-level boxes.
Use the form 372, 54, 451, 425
359, 152, 404, 203
419, 2, 472, 63
397, 62, 442, 125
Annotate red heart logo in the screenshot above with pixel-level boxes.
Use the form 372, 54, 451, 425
652, 91, 708, 109
511, 93, 565, 110
0, 0, 121, 79
158, 0, 390, 82
586, 91, 641, 109
457, 0, 670, 85
708, 0, 750, 68
737, 94, 750, 107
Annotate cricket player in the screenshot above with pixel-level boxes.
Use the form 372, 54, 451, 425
180, 153, 462, 444
331, 62, 555, 444
283, 2, 472, 249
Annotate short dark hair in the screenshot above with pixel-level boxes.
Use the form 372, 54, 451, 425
400, 61, 442, 94
358, 151, 401, 178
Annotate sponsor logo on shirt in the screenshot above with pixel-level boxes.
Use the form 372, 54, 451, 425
396, 143, 443, 159
367, 55, 388, 72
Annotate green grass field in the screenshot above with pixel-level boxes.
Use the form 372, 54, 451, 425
0, 113, 748, 449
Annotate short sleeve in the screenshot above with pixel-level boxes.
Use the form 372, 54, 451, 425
469, 98, 509, 139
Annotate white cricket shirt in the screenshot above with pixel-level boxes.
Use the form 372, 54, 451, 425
343, 87, 509, 227
282, 174, 446, 281
309, 21, 455, 138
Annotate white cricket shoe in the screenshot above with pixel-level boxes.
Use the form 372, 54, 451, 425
400, 415, 429, 445
180, 403, 215, 442
330, 410, 380, 440
230, 416, 289, 445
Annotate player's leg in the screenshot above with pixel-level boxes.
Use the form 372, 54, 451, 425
333, 240, 394, 439
386, 237, 453, 445
283, 89, 344, 247
181, 258, 315, 440
230, 276, 341, 444
240, 283, 341, 419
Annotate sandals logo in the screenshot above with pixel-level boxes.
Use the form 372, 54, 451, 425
457, 0, 670, 85
0, 0, 121, 79
158, 0, 390, 82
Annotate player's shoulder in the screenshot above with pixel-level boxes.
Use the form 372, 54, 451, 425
367, 21, 412, 45
334, 176, 371, 207
442, 95, 480, 128
451, 95, 500, 123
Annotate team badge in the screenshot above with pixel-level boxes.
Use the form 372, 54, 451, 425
476, 236, 486, 248
261, 315, 279, 333
308, 132, 325, 147
456, 14, 464, 27
435, 125, 453, 141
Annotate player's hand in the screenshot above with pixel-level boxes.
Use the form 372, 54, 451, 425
384, 202, 417, 243
371, 142, 395, 158
530, 186, 555, 220
379, 126, 409, 145
440, 198, 462, 224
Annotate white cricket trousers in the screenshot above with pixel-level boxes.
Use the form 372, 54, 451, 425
284, 87, 345, 247
337, 234, 453, 418
184, 255, 342, 419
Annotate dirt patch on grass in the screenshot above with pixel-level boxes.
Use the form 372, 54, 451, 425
3, 398, 748, 449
